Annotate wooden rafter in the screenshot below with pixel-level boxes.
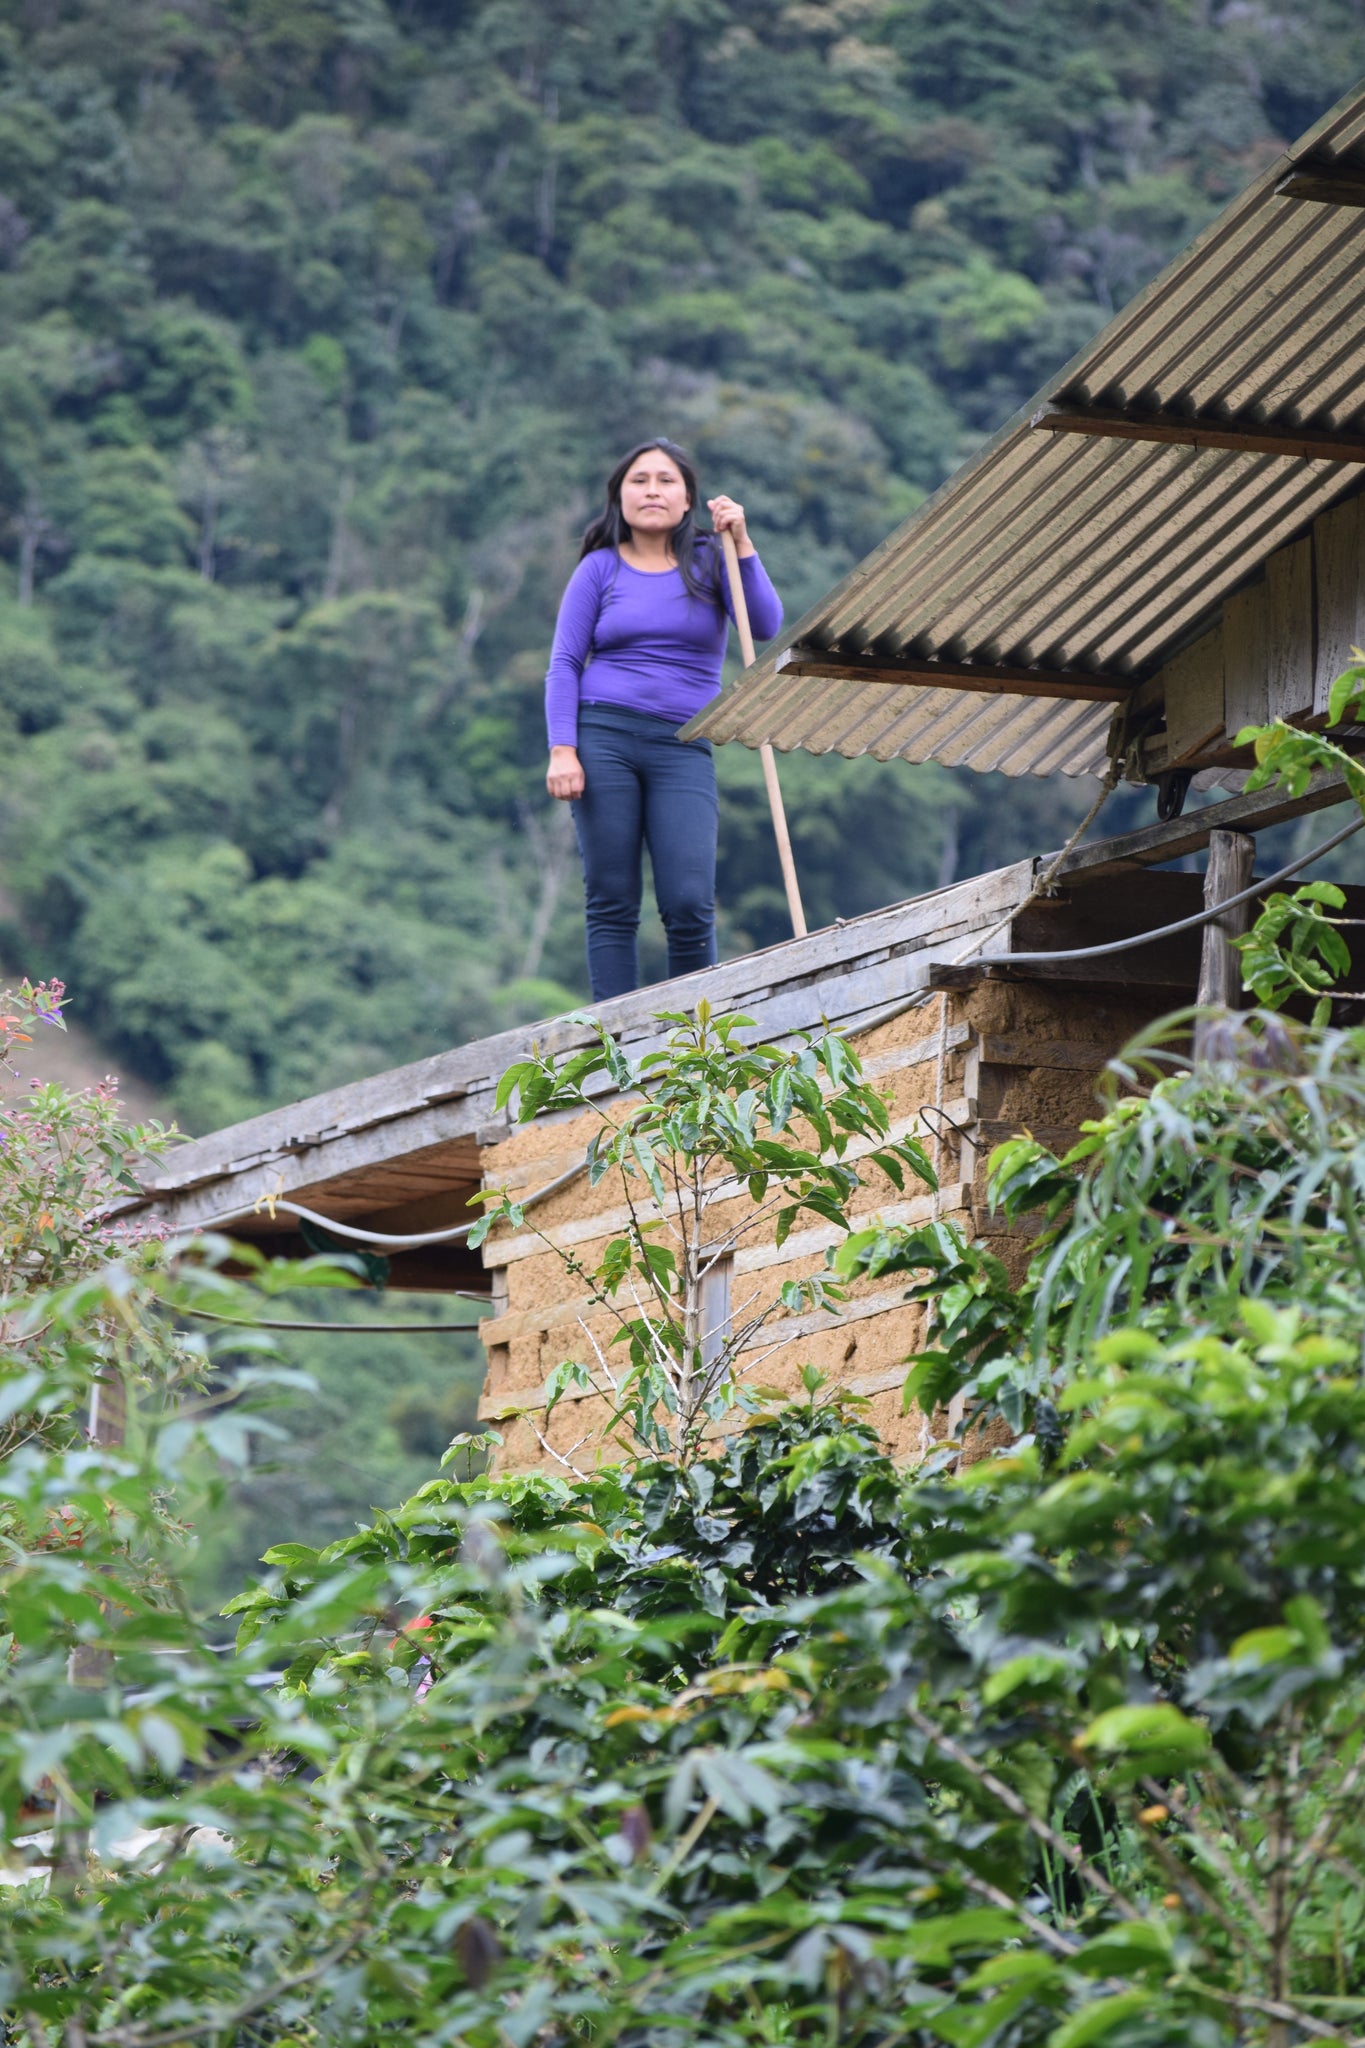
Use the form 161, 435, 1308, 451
1030, 400, 1365, 464
1275, 160, 1365, 208
1052, 766, 1355, 881
773, 645, 1131, 703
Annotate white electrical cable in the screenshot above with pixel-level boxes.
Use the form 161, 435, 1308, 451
232, 1156, 589, 1252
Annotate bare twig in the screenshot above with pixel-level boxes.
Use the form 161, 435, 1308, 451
1137, 1813, 1265, 1957
620, 1178, 681, 1327
90, 1914, 373, 2047
908, 1707, 1142, 1918
933, 1862, 1081, 1959
1289, 1725, 1365, 1891
1179, 1974, 1351, 2043
527, 1413, 593, 1480
1142, 1775, 1270, 1936
649, 1794, 721, 1894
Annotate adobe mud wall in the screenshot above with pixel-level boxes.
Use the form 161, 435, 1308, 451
475, 977, 1172, 1474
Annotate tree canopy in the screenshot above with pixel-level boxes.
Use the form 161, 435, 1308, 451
3, 0, 1363, 1128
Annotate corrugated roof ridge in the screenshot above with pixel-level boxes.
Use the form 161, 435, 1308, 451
743, 85, 1365, 674
683, 79, 1365, 777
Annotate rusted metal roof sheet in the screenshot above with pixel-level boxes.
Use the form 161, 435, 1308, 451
689, 83, 1365, 778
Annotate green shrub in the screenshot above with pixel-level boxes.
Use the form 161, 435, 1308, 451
11, 918, 1365, 2041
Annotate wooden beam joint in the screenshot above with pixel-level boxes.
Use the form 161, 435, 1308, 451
1275, 160, 1365, 208
774, 644, 1132, 704
1031, 400, 1365, 465
1051, 765, 1359, 882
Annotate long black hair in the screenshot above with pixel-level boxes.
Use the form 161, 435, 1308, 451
578, 438, 717, 600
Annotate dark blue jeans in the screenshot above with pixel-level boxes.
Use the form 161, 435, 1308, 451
571, 704, 718, 1000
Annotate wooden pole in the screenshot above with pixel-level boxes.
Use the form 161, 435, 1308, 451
68, 1371, 125, 1692
1194, 828, 1256, 1058
719, 528, 807, 939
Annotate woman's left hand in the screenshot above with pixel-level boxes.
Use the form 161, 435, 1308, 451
708, 495, 753, 555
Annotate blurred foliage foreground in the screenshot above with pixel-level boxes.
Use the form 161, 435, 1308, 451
9, 695, 1365, 2048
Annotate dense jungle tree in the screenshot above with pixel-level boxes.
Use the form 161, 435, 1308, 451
1, 0, 1363, 1128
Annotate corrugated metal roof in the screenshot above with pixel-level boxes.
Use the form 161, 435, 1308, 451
689, 82, 1365, 778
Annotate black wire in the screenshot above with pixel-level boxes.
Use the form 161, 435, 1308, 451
177, 1306, 489, 1334
965, 811, 1365, 969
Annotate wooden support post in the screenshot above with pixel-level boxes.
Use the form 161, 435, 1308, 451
67, 1373, 125, 1695
88, 1367, 126, 1451
1194, 830, 1256, 1057
720, 528, 807, 938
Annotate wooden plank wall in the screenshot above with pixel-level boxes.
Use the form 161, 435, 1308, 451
1318, 492, 1365, 712
1155, 487, 1364, 769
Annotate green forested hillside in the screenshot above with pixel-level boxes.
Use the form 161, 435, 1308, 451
2, 0, 1364, 1132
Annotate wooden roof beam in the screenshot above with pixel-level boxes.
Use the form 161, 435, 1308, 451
1275, 160, 1365, 207
1031, 401, 1365, 464
774, 645, 1131, 703
1050, 765, 1356, 881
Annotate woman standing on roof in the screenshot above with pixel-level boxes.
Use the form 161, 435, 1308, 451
545, 439, 783, 1001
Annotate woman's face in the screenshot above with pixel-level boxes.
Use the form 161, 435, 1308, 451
618, 449, 691, 537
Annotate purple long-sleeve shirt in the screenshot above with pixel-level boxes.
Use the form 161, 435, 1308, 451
544, 539, 783, 747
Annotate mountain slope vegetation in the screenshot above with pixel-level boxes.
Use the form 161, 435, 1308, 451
1, 0, 1363, 1129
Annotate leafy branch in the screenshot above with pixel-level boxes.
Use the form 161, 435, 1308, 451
471, 1002, 933, 1459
